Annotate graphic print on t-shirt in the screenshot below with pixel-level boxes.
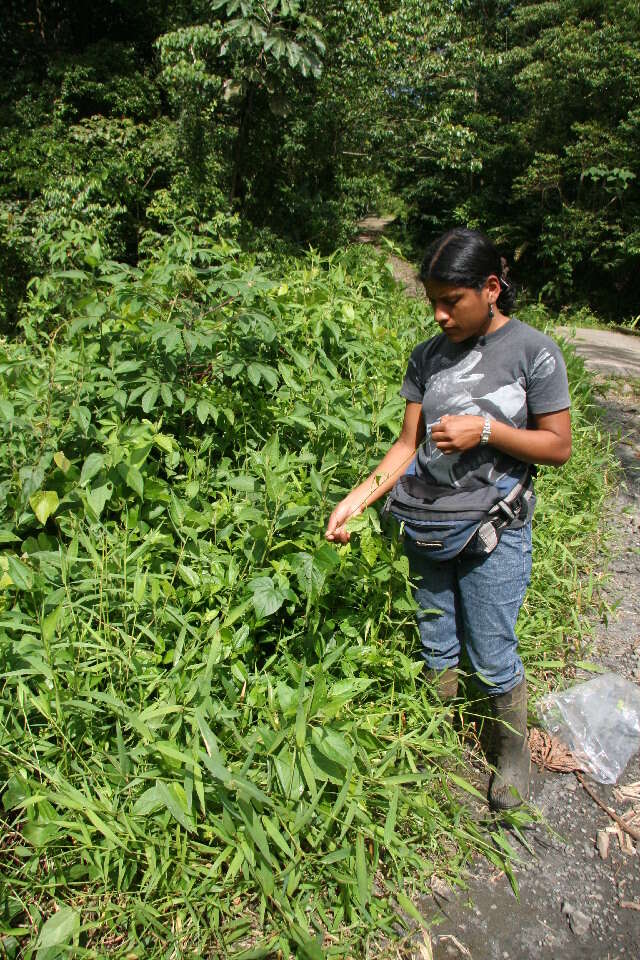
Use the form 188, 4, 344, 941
400, 318, 568, 494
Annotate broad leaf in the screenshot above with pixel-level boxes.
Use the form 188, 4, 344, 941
29, 490, 59, 525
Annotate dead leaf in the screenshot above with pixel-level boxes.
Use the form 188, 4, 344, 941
416, 932, 434, 960
596, 829, 610, 860
528, 727, 583, 773
430, 874, 451, 899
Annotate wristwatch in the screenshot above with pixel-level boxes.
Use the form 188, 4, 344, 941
480, 414, 492, 445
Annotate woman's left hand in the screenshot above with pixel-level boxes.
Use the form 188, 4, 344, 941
430, 414, 484, 453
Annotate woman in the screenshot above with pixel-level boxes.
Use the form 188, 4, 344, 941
325, 228, 571, 809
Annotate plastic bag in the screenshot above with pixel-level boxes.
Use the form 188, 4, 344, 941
537, 672, 640, 784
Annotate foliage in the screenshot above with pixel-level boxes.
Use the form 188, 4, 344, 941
406, 0, 640, 315
0, 226, 611, 955
2, 1, 639, 323
0, 3, 625, 953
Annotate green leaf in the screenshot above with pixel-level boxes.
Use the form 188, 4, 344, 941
247, 362, 278, 389
29, 490, 59, 525
250, 576, 286, 619
53, 451, 71, 474
446, 771, 486, 801
80, 453, 105, 487
295, 664, 307, 749
42, 604, 63, 644
0, 399, 15, 420
70, 405, 91, 434
178, 563, 199, 588
395, 891, 429, 929
575, 660, 607, 673
310, 726, 353, 769
6, 555, 33, 590
292, 551, 325, 598
197, 399, 213, 424
383, 786, 399, 845
85, 483, 112, 519
142, 385, 159, 413
155, 780, 194, 832
116, 721, 130, 776
133, 786, 164, 816
35, 905, 80, 955
118, 463, 144, 499
355, 833, 369, 907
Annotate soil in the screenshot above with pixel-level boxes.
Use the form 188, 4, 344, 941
354, 220, 640, 959
356, 216, 426, 299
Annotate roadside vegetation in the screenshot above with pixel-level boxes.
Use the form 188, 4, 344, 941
0, 226, 614, 957
0, 0, 630, 955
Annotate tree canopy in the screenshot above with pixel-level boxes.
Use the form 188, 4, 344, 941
1, 0, 639, 327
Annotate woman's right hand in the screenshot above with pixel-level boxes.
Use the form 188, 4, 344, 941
325, 494, 364, 544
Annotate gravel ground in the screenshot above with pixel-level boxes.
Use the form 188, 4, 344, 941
421, 381, 640, 960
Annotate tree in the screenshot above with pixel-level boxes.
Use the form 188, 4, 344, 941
157, 0, 325, 207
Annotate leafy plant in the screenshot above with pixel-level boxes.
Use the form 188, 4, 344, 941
0, 225, 614, 956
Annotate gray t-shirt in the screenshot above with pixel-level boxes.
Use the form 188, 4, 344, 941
400, 317, 570, 508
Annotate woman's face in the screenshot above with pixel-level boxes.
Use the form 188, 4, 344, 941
425, 277, 502, 343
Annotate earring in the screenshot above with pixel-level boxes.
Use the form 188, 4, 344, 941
488, 302, 494, 320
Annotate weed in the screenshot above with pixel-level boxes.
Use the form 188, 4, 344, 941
0, 229, 614, 957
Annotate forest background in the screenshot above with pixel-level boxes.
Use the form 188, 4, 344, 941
0, 2, 637, 959
2, 0, 640, 327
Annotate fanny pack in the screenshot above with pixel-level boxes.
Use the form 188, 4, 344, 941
382, 466, 533, 562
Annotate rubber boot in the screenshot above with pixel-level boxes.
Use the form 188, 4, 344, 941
424, 667, 459, 701
488, 679, 530, 811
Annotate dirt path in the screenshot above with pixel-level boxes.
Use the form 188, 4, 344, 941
357, 216, 425, 299
558, 327, 640, 380
355, 222, 640, 958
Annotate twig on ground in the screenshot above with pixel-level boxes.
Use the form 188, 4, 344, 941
614, 780, 640, 803
575, 772, 640, 841
436, 935, 471, 957
620, 900, 640, 911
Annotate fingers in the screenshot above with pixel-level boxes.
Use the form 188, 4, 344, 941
325, 526, 350, 544
431, 414, 483, 452
325, 514, 351, 542
325, 506, 351, 543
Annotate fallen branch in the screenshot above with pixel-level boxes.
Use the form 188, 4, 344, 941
575, 772, 640, 842
620, 901, 640, 912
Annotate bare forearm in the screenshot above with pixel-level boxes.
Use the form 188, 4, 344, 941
430, 411, 572, 466
349, 439, 418, 508
487, 420, 571, 466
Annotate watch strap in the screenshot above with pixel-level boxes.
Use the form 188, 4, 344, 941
480, 414, 492, 444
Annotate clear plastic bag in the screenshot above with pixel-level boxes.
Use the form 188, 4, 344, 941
537, 672, 640, 784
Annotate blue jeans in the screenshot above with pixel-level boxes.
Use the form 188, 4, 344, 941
405, 523, 533, 696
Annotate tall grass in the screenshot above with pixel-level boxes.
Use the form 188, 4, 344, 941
0, 231, 614, 958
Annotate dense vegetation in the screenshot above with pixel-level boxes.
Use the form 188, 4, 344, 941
1, 1, 639, 330
0, 1, 626, 956
0, 226, 612, 957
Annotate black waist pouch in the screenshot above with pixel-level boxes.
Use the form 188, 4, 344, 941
382, 469, 532, 562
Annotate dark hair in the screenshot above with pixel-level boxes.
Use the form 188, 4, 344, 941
420, 228, 516, 314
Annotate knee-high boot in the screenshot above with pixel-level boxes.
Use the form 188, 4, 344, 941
488, 679, 530, 810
